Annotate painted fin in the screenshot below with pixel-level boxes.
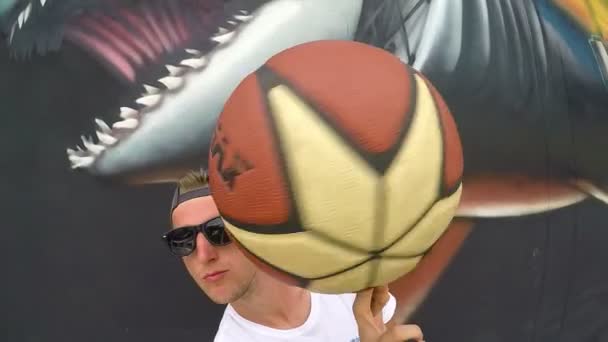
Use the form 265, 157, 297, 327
571, 179, 608, 205
455, 174, 588, 218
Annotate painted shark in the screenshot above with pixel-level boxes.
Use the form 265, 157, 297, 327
3, 0, 606, 215
3, 0, 608, 322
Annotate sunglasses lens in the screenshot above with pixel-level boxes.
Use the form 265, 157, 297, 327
205, 217, 231, 246
166, 227, 196, 256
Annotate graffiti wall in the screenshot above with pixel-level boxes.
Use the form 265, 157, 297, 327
1, 0, 606, 341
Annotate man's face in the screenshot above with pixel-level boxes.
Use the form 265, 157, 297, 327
171, 196, 257, 304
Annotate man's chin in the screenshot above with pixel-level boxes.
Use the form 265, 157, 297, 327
200, 274, 255, 305
204, 287, 237, 305
212, 298, 232, 305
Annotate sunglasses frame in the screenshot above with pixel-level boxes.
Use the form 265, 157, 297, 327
162, 216, 231, 256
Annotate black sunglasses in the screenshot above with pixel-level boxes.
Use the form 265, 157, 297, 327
162, 217, 231, 256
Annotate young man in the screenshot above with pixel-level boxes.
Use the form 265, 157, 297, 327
163, 170, 424, 342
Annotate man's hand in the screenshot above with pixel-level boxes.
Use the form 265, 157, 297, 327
353, 285, 424, 342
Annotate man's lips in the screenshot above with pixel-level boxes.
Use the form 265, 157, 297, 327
204, 270, 228, 281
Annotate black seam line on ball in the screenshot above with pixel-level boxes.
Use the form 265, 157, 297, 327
308, 256, 374, 281
256, 60, 418, 175
223, 190, 442, 260
443, 179, 463, 198
367, 179, 387, 288
235, 233, 310, 287
231, 64, 447, 257
311, 192, 440, 257
371, 194, 440, 255
220, 215, 303, 235
306, 252, 426, 281
238, 65, 305, 234
230, 63, 422, 236
241, 231, 421, 284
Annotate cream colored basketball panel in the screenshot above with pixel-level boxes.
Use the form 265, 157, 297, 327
369, 255, 424, 288
381, 185, 462, 257
224, 220, 369, 279
306, 258, 374, 294
307, 256, 421, 294
267, 85, 379, 250
379, 75, 443, 249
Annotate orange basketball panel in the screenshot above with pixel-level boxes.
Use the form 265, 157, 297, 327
265, 40, 414, 155
208, 73, 292, 226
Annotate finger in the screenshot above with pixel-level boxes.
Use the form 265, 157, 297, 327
371, 286, 390, 317
381, 324, 423, 342
352, 287, 374, 318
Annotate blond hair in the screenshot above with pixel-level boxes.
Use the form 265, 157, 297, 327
176, 169, 209, 193
170, 169, 212, 219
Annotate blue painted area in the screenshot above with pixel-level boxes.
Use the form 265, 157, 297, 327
534, 0, 605, 85
0, 0, 17, 17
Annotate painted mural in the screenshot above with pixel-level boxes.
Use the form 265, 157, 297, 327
2, 0, 606, 333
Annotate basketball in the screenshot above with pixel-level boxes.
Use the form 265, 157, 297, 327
207, 40, 464, 294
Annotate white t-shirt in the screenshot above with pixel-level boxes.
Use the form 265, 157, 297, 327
213, 292, 397, 342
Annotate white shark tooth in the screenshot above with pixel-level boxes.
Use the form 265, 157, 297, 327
185, 48, 201, 55
234, 14, 253, 22
9, 23, 16, 44
113, 118, 138, 130
239, 9, 248, 14
68, 154, 80, 163
120, 107, 138, 119
228, 20, 237, 25
96, 131, 118, 145
211, 31, 235, 44
40, 0, 47, 7
23, 3, 32, 23
180, 57, 207, 69
94, 118, 112, 134
66, 148, 83, 160
165, 64, 186, 76
71, 156, 95, 169
18, 11, 25, 28
80, 135, 92, 145
158, 76, 184, 90
143, 84, 160, 94
216, 26, 229, 34
87, 143, 105, 155
80, 135, 105, 154
136, 94, 162, 107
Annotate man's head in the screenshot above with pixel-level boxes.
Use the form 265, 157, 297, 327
165, 170, 257, 304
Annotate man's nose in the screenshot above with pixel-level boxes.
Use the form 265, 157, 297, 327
193, 232, 219, 262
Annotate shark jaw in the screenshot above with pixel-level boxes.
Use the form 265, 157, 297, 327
66, 0, 364, 185
3, 0, 41, 43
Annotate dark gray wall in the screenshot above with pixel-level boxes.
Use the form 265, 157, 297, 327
0, 43, 224, 342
